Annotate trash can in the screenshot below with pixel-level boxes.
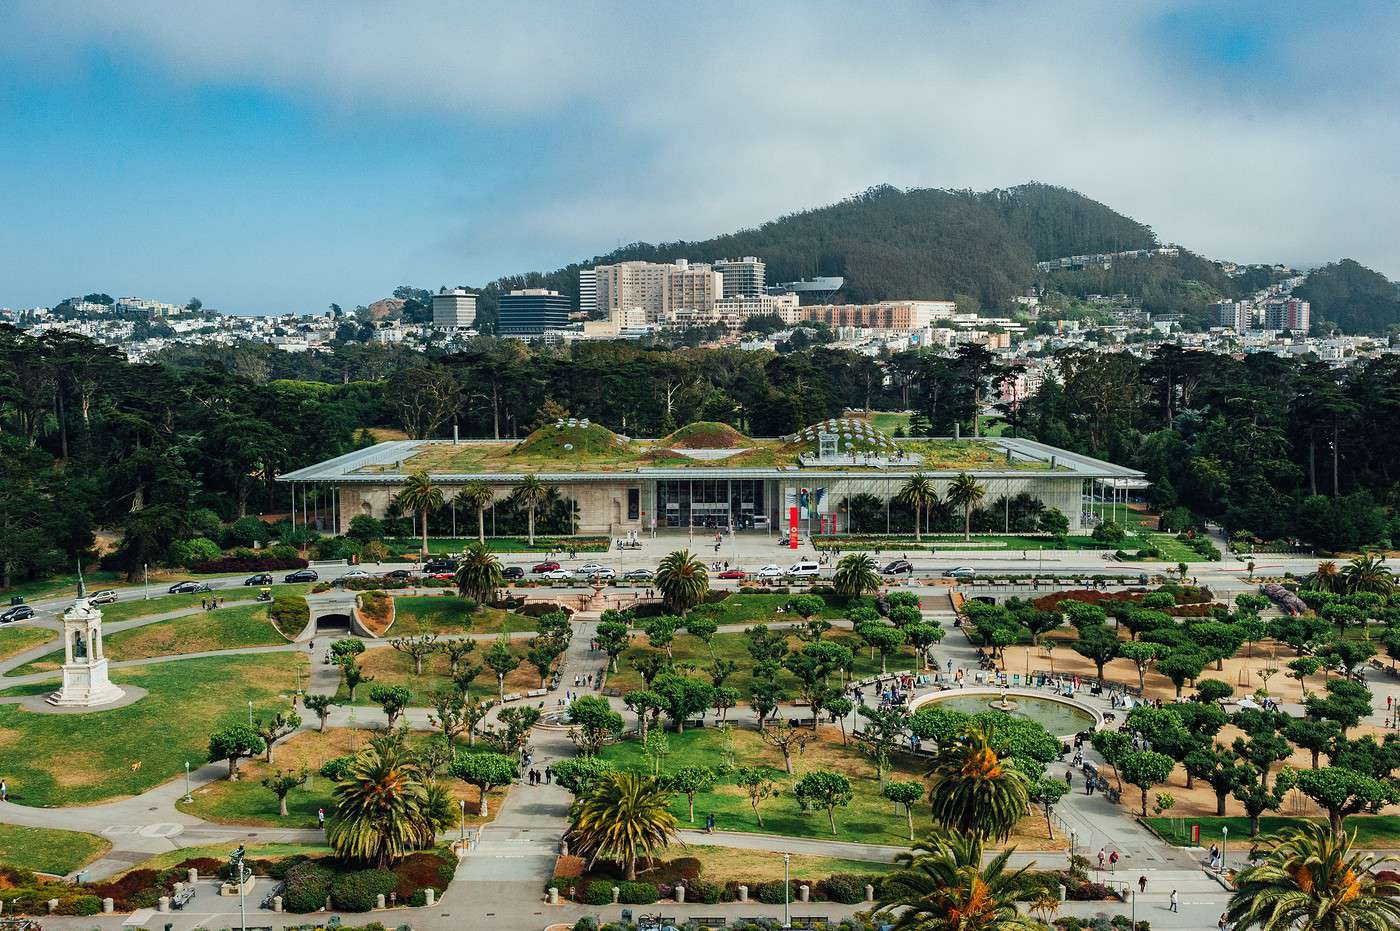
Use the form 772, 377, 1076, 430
621, 908, 634, 923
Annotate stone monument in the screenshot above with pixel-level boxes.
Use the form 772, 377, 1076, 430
47, 576, 125, 708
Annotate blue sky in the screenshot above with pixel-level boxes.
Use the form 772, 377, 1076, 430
1, 1, 1396, 314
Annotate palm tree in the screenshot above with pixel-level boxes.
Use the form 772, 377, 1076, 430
927, 723, 1029, 842
1309, 560, 1343, 594
896, 474, 937, 542
1227, 822, 1400, 930
876, 830, 1043, 931
326, 734, 429, 868
458, 481, 495, 546
946, 472, 986, 542
567, 771, 678, 881
511, 474, 551, 547
454, 543, 503, 605
394, 471, 444, 559
1340, 554, 1395, 596
655, 550, 709, 617
833, 552, 881, 599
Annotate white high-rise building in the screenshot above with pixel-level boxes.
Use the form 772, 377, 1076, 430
578, 268, 597, 316
713, 256, 765, 297
431, 289, 477, 330
591, 259, 723, 323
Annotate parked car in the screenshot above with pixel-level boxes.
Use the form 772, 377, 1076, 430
428, 571, 456, 582
577, 563, 608, 576
384, 569, 413, 581
718, 568, 748, 580
88, 589, 119, 605
168, 581, 212, 594
623, 569, 652, 582
423, 559, 459, 574
943, 566, 977, 579
342, 568, 371, 579
881, 559, 914, 576
787, 561, 821, 578
582, 567, 616, 580
532, 561, 561, 574
283, 569, 319, 583
0, 605, 36, 624
502, 566, 525, 580
756, 564, 784, 579
244, 573, 274, 586
542, 568, 572, 581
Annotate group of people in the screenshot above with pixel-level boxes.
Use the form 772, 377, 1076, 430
200, 597, 225, 610
526, 766, 552, 786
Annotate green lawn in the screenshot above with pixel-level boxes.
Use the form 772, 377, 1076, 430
678, 845, 896, 883
333, 640, 539, 707
608, 629, 916, 697
701, 593, 859, 627
11, 604, 290, 675
177, 728, 508, 829
0, 653, 308, 807
1145, 815, 1400, 849
391, 596, 537, 636
123, 842, 333, 875
384, 536, 610, 554
867, 412, 912, 435
0, 570, 130, 603
812, 535, 1111, 552
0, 626, 57, 662
96, 582, 312, 624
0, 824, 110, 875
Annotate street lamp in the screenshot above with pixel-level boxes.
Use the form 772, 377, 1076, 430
182, 761, 193, 803
1221, 826, 1228, 875
782, 852, 791, 929
459, 798, 466, 848
143, 563, 149, 601
248, 701, 253, 725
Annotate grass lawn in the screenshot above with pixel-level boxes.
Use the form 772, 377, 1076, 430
177, 728, 508, 829
677, 845, 896, 883
384, 536, 610, 555
597, 727, 1060, 849
866, 411, 912, 435
702, 593, 858, 627
122, 842, 334, 875
0, 824, 111, 875
390, 596, 536, 636
813, 535, 1111, 552
96, 582, 313, 624
333, 641, 540, 707
0, 626, 57, 662
1142, 533, 1207, 562
0, 652, 308, 807
1145, 815, 1400, 850
608, 629, 916, 697
11, 604, 291, 675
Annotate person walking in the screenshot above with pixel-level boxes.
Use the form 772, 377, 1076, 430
705, 813, 715, 833
317, 808, 325, 828
1169, 889, 1179, 913
1097, 848, 1106, 870
1138, 874, 1147, 894
1109, 849, 1119, 870
1, 779, 7, 802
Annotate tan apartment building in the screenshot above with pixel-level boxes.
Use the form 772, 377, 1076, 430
592, 259, 723, 323
800, 300, 957, 331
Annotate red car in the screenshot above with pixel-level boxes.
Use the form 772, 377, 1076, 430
717, 569, 748, 579
532, 561, 561, 573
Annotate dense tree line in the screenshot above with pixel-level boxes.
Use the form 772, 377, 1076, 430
1294, 259, 1400, 335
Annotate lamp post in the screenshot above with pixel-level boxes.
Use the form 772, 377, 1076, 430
782, 852, 791, 929
183, 761, 193, 803
1221, 826, 1228, 875
143, 563, 149, 601
247, 701, 253, 726
459, 799, 466, 848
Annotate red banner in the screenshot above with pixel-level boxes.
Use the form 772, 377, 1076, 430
789, 506, 799, 549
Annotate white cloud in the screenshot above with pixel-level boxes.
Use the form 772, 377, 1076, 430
5, 0, 1399, 278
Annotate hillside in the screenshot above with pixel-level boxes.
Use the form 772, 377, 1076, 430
1294, 259, 1400, 334
468, 183, 1157, 328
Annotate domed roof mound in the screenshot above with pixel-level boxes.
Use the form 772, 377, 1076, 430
791, 417, 898, 456
661, 421, 753, 449
511, 419, 629, 458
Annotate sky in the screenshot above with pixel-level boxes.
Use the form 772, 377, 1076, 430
1, 1, 1397, 315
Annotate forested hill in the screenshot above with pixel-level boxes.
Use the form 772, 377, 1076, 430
475, 183, 1156, 325
1295, 259, 1400, 335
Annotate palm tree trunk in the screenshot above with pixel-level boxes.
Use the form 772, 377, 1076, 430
420, 507, 429, 558
527, 507, 536, 546
478, 506, 486, 545
913, 503, 921, 542
963, 505, 971, 542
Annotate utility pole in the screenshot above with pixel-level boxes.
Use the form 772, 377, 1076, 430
782, 852, 791, 929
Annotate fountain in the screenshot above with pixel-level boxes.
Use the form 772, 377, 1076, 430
911, 688, 1100, 738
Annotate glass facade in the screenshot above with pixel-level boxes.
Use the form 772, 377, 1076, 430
656, 479, 767, 529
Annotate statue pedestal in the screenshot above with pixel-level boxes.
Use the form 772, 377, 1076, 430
48, 657, 125, 707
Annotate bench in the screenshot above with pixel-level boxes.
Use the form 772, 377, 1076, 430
692, 918, 726, 928
172, 886, 197, 909
792, 918, 829, 929
260, 881, 286, 909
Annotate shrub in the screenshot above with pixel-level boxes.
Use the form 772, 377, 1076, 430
190, 554, 309, 573
319, 755, 354, 780
616, 881, 658, 904
58, 895, 103, 916
269, 595, 310, 634
686, 879, 721, 904
330, 869, 398, 912
755, 880, 788, 904
518, 602, 574, 618
573, 918, 600, 931
817, 873, 865, 904
582, 880, 615, 905
282, 861, 334, 913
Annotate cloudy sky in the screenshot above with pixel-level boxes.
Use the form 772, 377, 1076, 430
1, 1, 1396, 314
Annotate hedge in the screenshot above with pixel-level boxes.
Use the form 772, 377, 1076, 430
283, 861, 335, 913
616, 881, 658, 904
582, 880, 615, 905
329, 869, 398, 912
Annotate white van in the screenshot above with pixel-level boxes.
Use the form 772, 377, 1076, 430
787, 561, 821, 578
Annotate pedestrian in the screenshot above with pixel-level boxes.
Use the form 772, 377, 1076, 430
1208, 842, 1219, 868
1, 779, 7, 802
1065, 770, 1073, 787
545, 766, 553, 784
1109, 850, 1119, 870
1138, 874, 1147, 894
309, 639, 315, 652
705, 813, 715, 833
1169, 889, 1179, 912
1098, 848, 1106, 870
1218, 913, 1229, 930
317, 807, 325, 827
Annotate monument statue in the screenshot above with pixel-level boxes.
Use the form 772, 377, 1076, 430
47, 571, 125, 708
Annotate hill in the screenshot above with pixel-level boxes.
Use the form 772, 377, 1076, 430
1294, 259, 1400, 334
468, 183, 1158, 329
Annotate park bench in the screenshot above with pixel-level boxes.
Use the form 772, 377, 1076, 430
792, 918, 829, 928
260, 881, 286, 909
787, 716, 818, 728
172, 885, 196, 909
692, 918, 726, 927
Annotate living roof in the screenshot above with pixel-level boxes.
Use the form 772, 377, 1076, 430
279, 421, 1149, 483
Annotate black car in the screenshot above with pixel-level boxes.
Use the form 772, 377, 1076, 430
283, 569, 319, 583
502, 566, 524, 580
881, 559, 914, 575
244, 573, 274, 586
168, 580, 212, 594
384, 569, 412, 581
0, 605, 35, 624
423, 559, 460, 574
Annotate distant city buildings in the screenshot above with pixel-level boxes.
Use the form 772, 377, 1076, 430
431, 288, 477, 330
800, 300, 957, 331
114, 296, 183, 317
591, 259, 724, 323
498, 288, 572, 336
577, 268, 597, 316
1264, 297, 1311, 332
1211, 299, 1253, 332
712, 256, 766, 297
1035, 246, 1180, 273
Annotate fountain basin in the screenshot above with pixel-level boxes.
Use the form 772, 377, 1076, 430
910, 688, 1101, 739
